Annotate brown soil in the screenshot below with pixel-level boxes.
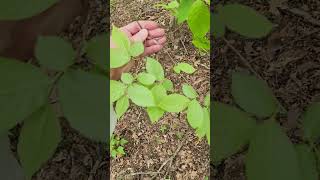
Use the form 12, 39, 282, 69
110, 0, 210, 179
212, 0, 320, 179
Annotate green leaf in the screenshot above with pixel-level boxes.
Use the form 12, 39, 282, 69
192, 36, 210, 51
151, 84, 167, 104
147, 107, 165, 123
176, 0, 194, 24
35, 36, 75, 71
213, 102, 256, 163
302, 102, 320, 142
127, 84, 155, 107
121, 73, 134, 84
187, 0, 210, 37
0, 135, 24, 180
218, 4, 273, 38
146, 57, 164, 81
159, 94, 189, 112
196, 107, 210, 142
115, 96, 129, 118
187, 100, 203, 129
110, 26, 131, 68
117, 146, 126, 155
111, 25, 130, 51
0, 0, 58, 20
173, 62, 196, 74
182, 84, 198, 99
120, 138, 128, 146
204, 93, 210, 107
295, 144, 318, 180
246, 121, 301, 180
137, 72, 156, 86
0, 57, 50, 134
110, 48, 130, 68
18, 105, 61, 179
155, 0, 179, 10
232, 71, 278, 118
129, 41, 144, 57
86, 33, 108, 69
58, 70, 108, 141
211, 13, 225, 38
111, 150, 117, 158
162, 79, 174, 91
110, 80, 126, 103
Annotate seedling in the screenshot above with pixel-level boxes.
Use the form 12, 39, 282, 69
110, 135, 128, 158
160, 124, 168, 133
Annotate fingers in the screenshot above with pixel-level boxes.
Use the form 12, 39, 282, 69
131, 29, 148, 42
143, 45, 163, 56
147, 28, 165, 39
122, 21, 159, 35
145, 36, 166, 47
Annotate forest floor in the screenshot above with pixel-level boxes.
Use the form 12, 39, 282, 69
212, 0, 320, 179
110, 0, 210, 179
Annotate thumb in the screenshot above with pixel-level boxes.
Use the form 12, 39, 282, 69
131, 29, 148, 42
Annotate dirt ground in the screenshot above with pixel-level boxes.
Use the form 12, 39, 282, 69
110, 0, 210, 179
212, 0, 320, 179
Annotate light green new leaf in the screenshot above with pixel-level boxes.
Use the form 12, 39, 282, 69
146, 57, 164, 81
121, 73, 134, 84
0, 135, 24, 180
86, 33, 108, 69
211, 13, 225, 38
173, 62, 196, 74
35, 36, 75, 71
232, 71, 278, 118
182, 84, 198, 99
176, 0, 194, 24
110, 48, 130, 68
302, 102, 320, 142
151, 84, 167, 104
0, 0, 58, 20
218, 4, 273, 38
18, 105, 61, 179
115, 96, 129, 119
110, 80, 126, 103
213, 102, 256, 163
187, 100, 203, 129
192, 36, 210, 51
129, 42, 144, 57
147, 107, 165, 123
0, 57, 50, 135
111, 25, 130, 51
295, 144, 318, 180
58, 70, 108, 141
246, 121, 301, 180
196, 107, 210, 142
127, 84, 155, 107
159, 94, 189, 112
162, 79, 174, 91
137, 72, 156, 86
204, 93, 210, 107
155, 0, 179, 10
187, 0, 210, 37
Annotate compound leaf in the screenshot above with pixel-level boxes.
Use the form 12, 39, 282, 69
176, 0, 194, 24
146, 57, 164, 81
115, 96, 129, 119
187, 0, 210, 37
127, 84, 155, 107
151, 84, 167, 104
159, 94, 189, 112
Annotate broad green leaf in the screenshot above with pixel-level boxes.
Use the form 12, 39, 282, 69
192, 36, 210, 51
159, 94, 189, 112
213, 102, 256, 162
110, 80, 126, 103
86, 33, 108, 69
35, 36, 75, 71
176, 0, 194, 24
151, 84, 167, 104
0, 0, 58, 20
0, 57, 50, 134
155, 0, 179, 10
218, 4, 273, 38
162, 79, 174, 91
137, 72, 156, 86
232, 71, 278, 118
196, 107, 210, 142
111, 25, 130, 52
187, 100, 203, 129
0, 135, 24, 180
173, 62, 196, 74
187, 0, 210, 37
127, 84, 155, 107
58, 70, 108, 141
246, 121, 301, 180
110, 47, 130, 68
182, 84, 198, 99
129, 42, 144, 57
115, 96, 129, 119
295, 144, 318, 180
302, 102, 320, 142
146, 57, 164, 81
147, 107, 165, 123
204, 93, 210, 107
18, 105, 61, 179
121, 73, 134, 84
117, 146, 125, 155
120, 138, 128, 146
212, 13, 225, 38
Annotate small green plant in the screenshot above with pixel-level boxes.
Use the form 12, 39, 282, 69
160, 124, 168, 133
213, 71, 320, 180
110, 135, 128, 158
156, 0, 210, 52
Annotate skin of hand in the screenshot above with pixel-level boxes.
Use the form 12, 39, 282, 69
110, 21, 166, 80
